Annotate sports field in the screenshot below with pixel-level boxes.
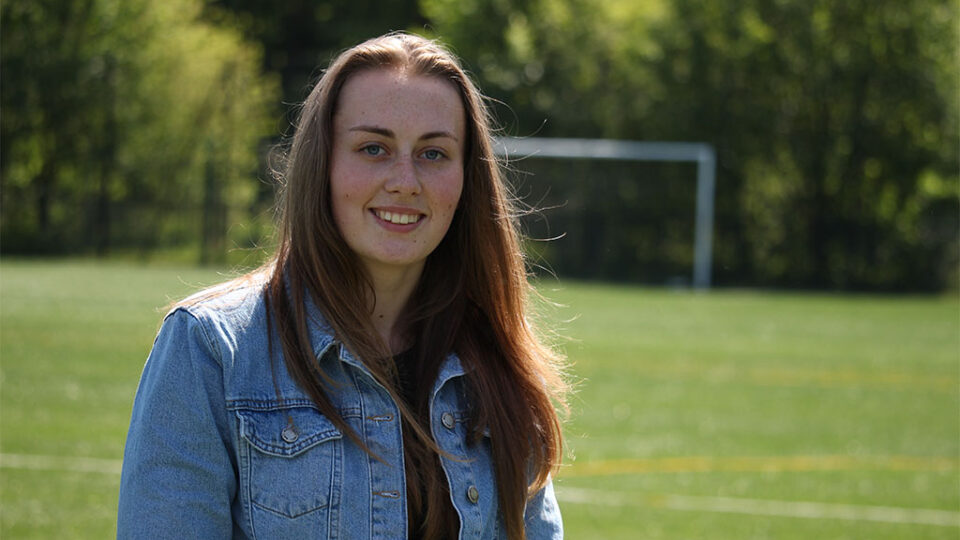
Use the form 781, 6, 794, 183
1, 259, 957, 538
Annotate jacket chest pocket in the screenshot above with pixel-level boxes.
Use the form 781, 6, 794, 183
236, 406, 342, 537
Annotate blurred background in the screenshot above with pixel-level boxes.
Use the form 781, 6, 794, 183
1, 1, 958, 539
2, 0, 957, 289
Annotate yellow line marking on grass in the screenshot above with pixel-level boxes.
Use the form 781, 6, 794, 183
560, 455, 959, 478
634, 363, 957, 392
556, 487, 960, 527
743, 366, 956, 392
0, 453, 122, 475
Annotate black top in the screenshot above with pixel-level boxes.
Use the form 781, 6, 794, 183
390, 348, 460, 540
391, 347, 420, 410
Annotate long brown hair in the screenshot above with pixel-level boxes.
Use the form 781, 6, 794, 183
265, 33, 566, 540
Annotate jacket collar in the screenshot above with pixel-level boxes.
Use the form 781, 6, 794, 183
287, 270, 467, 384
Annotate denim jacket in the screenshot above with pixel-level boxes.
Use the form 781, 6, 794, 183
117, 282, 562, 539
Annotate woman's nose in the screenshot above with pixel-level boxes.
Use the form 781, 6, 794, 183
384, 156, 422, 195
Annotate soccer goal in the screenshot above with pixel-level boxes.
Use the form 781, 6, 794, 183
493, 137, 716, 289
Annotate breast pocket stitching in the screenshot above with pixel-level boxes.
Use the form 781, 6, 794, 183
237, 407, 343, 519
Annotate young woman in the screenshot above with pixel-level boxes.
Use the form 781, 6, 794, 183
118, 33, 567, 539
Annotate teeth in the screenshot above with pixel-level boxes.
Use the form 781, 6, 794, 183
376, 210, 420, 225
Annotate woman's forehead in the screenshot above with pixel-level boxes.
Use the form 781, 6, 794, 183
334, 69, 465, 140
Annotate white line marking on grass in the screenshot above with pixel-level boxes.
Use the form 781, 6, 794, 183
556, 487, 960, 527
560, 454, 958, 478
0, 453, 122, 475
6, 452, 956, 528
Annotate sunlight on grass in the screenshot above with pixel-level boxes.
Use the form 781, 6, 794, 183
2, 261, 957, 539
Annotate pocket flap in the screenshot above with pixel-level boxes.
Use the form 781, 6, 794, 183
237, 407, 342, 458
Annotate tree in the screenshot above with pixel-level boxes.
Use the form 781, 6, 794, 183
646, 0, 958, 289
423, 0, 959, 290
1, 0, 279, 262
205, 0, 427, 126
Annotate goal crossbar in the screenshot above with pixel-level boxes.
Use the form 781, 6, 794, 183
493, 137, 716, 289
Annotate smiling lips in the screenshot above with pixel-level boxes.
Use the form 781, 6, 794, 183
374, 209, 424, 225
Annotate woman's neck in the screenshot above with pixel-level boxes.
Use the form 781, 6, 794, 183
365, 261, 424, 352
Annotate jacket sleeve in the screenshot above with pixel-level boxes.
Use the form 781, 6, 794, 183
117, 308, 236, 539
524, 478, 564, 539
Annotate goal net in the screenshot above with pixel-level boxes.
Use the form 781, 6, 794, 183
493, 137, 716, 289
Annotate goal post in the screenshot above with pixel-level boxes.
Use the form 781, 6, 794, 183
493, 137, 716, 289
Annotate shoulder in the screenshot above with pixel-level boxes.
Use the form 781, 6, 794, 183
159, 273, 271, 363
176, 272, 268, 322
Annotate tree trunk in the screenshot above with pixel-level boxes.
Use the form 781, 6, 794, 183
95, 55, 117, 256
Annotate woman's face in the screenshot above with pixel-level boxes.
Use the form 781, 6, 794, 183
330, 68, 465, 278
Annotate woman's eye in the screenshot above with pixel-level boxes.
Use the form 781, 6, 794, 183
422, 149, 445, 161
362, 145, 384, 157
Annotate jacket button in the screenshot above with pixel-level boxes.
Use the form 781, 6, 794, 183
281, 425, 299, 443
467, 485, 480, 504
441, 412, 455, 430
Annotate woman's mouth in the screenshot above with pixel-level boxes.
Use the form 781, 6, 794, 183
374, 209, 423, 225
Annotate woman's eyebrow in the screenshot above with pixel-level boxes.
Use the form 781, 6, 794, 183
348, 125, 458, 142
349, 125, 393, 137
420, 131, 459, 142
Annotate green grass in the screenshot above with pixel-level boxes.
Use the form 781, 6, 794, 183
2, 260, 958, 538
546, 283, 959, 538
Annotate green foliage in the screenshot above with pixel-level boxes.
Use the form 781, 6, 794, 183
424, 0, 959, 290
1, 0, 279, 261
647, 0, 959, 289
205, 0, 427, 121
421, 0, 667, 137
3, 0, 956, 289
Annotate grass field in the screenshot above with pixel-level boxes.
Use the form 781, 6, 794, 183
1, 259, 958, 538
